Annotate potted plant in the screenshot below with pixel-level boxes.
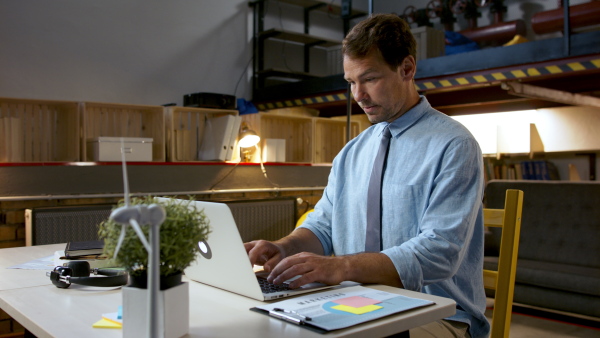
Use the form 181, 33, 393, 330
98, 196, 210, 338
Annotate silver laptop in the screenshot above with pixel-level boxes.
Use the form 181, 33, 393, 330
160, 198, 335, 301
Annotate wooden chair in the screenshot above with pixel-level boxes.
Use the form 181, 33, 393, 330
483, 189, 524, 338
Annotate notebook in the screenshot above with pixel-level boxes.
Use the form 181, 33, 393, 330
158, 198, 336, 301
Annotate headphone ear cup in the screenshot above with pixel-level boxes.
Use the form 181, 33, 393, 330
66, 261, 91, 277
49, 266, 72, 288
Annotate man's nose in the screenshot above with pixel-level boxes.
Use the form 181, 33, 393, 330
353, 84, 367, 103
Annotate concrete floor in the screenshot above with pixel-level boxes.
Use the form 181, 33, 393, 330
485, 299, 600, 337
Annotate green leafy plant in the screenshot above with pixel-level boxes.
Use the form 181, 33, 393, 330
98, 196, 210, 278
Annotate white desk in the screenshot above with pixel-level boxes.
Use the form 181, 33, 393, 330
0, 245, 456, 338
0, 244, 62, 291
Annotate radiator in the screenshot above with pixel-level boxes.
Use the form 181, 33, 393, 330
25, 205, 114, 246
25, 198, 296, 246
225, 198, 296, 242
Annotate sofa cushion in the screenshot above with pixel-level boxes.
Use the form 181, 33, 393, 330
513, 283, 600, 318
484, 180, 600, 269
484, 257, 600, 296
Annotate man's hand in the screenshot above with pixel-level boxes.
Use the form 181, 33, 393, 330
244, 228, 324, 272
245, 229, 403, 289
244, 240, 286, 272
267, 252, 348, 288
267, 252, 404, 289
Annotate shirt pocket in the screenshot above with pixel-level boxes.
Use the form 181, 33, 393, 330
384, 184, 426, 245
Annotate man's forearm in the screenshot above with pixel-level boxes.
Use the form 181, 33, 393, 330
343, 252, 404, 288
274, 228, 325, 257
273, 229, 403, 288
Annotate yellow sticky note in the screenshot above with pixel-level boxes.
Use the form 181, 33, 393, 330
331, 304, 383, 315
92, 318, 122, 329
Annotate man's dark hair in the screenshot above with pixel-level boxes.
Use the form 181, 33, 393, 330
342, 13, 417, 71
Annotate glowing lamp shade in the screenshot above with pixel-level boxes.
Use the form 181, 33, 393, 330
238, 128, 260, 148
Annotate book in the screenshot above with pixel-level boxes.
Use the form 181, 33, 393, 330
54, 250, 112, 269
198, 115, 236, 161
225, 115, 242, 161
64, 240, 105, 258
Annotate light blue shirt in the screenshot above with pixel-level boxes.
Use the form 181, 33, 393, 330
299, 96, 490, 338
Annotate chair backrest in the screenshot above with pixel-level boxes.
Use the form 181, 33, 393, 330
483, 189, 524, 338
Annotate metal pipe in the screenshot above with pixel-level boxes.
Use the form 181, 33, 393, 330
563, 0, 570, 56
531, 1, 600, 35
0, 186, 327, 201
459, 19, 526, 43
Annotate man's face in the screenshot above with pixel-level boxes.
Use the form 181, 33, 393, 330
343, 50, 415, 124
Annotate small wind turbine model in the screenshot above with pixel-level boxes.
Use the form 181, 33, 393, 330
110, 139, 166, 338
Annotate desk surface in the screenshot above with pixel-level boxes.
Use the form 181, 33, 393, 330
0, 244, 456, 338
0, 244, 61, 291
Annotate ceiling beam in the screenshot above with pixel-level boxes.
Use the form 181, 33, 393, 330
501, 81, 600, 108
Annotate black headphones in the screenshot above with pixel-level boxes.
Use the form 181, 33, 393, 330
47, 261, 128, 288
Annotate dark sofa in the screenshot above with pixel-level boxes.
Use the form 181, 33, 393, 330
484, 180, 600, 318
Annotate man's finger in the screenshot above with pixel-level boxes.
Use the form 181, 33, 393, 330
269, 256, 311, 285
243, 241, 256, 254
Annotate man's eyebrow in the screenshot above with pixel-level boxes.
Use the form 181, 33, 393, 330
345, 68, 379, 82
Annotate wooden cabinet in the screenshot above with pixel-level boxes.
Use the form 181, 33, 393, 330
81, 102, 166, 162
0, 97, 80, 162
241, 112, 360, 163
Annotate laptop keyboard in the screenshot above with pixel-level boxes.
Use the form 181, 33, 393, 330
257, 276, 291, 294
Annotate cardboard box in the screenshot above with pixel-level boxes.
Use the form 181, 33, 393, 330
87, 137, 153, 162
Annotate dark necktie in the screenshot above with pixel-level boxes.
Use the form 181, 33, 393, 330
365, 126, 392, 252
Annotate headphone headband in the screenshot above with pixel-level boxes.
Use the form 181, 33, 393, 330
47, 261, 128, 288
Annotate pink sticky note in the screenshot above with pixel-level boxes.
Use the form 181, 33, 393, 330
332, 296, 381, 308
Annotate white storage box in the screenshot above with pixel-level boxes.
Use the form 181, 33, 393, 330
262, 139, 286, 162
411, 26, 445, 61
87, 137, 153, 162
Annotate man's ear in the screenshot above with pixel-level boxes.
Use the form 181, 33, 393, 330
399, 55, 417, 80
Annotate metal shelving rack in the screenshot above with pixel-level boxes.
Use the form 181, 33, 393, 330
249, 0, 366, 98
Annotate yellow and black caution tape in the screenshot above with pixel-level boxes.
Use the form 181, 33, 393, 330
255, 56, 600, 110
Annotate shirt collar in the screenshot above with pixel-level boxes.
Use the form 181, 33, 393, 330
374, 96, 430, 138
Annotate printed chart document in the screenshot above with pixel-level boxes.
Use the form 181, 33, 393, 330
252, 285, 435, 332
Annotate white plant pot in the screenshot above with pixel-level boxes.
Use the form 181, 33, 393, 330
122, 281, 189, 338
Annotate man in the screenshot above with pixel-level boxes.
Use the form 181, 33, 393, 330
245, 13, 489, 338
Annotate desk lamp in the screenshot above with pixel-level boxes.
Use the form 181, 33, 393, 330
238, 123, 260, 162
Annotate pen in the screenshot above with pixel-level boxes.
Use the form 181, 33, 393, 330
268, 308, 312, 325
273, 308, 312, 321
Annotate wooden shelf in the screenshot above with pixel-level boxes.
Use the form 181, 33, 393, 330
81, 102, 166, 162
0, 97, 80, 162
240, 112, 360, 164
165, 106, 238, 162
